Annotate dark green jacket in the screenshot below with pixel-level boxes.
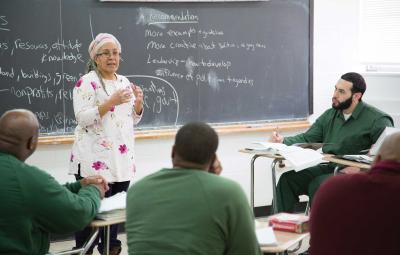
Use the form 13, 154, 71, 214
0, 152, 101, 255
284, 102, 393, 155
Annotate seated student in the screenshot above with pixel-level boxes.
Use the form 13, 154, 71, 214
310, 132, 400, 255
126, 122, 262, 255
0, 109, 108, 255
270, 72, 393, 212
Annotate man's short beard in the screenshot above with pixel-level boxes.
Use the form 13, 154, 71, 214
332, 96, 353, 110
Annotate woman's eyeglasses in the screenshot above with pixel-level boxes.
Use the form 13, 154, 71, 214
97, 51, 120, 58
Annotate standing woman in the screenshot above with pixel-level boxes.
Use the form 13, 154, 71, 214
69, 33, 143, 255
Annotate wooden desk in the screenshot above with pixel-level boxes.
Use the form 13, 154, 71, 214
262, 231, 309, 254
323, 155, 371, 176
85, 210, 126, 255
256, 219, 309, 255
323, 155, 371, 170
50, 210, 126, 255
239, 149, 285, 214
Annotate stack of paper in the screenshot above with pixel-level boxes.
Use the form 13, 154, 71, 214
251, 142, 323, 171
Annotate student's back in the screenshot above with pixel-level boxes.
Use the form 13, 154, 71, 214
126, 168, 261, 255
310, 132, 400, 255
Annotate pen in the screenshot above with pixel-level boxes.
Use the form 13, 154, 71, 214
273, 126, 279, 137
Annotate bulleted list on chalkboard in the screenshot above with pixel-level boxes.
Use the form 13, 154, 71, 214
0, 0, 311, 136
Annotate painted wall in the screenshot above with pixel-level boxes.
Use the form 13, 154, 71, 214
27, 0, 400, 207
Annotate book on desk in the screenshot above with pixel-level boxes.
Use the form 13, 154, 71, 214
268, 213, 309, 234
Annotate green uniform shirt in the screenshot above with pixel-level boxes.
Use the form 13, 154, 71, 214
126, 168, 262, 255
0, 152, 101, 255
284, 102, 393, 155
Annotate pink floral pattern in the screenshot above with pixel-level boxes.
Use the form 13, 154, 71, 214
69, 71, 143, 182
92, 161, 106, 171
75, 79, 83, 88
110, 106, 115, 112
91, 81, 97, 90
119, 144, 128, 154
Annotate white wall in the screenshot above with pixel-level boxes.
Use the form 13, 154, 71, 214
28, 0, 400, 207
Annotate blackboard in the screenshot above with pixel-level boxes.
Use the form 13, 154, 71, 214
0, 0, 312, 136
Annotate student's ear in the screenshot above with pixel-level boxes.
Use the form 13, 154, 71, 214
27, 137, 34, 150
27, 135, 37, 151
353, 92, 362, 102
171, 145, 176, 159
208, 154, 223, 175
207, 154, 216, 173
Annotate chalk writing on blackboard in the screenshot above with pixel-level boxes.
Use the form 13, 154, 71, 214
0, 0, 311, 135
0, 15, 9, 31
126, 75, 179, 126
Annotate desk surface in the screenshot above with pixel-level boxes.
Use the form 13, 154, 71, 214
91, 209, 126, 227
240, 149, 371, 169
239, 149, 285, 160
323, 155, 371, 169
256, 219, 309, 253
262, 231, 309, 253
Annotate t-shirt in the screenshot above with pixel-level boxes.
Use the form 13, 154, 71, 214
126, 168, 262, 255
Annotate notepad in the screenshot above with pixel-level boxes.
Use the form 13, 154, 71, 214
256, 227, 278, 246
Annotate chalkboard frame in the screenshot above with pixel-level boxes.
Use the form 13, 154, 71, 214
38, 120, 311, 145
0, 0, 314, 142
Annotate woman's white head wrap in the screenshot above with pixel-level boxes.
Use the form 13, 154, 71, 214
88, 33, 121, 60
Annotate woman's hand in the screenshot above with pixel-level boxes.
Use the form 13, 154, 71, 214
109, 88, 133, 106
131, 83, 144, 115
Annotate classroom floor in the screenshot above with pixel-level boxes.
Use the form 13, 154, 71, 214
49, 234, 128, 255
49, 231, 309, 255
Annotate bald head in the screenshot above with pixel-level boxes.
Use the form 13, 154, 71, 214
376, 132, 400, 162
0, 109, 39, 161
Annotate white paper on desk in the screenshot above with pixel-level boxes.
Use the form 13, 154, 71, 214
282, 148, 324, 171
342, 155, 373, 164
256, 227, 278, 246
252, 142, 323, 171
251, 142, 301, 153
98, 191, 126, 213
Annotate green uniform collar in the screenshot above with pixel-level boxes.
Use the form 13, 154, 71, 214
350, 101, 365, 119
336, 101, 365, 121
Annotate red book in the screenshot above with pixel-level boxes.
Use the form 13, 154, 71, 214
268, 213, 309, 233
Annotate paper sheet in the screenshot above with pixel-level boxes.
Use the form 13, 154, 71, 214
256, 227, 278, 246
98, 191, 127, 213
250, 142, 323, 171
